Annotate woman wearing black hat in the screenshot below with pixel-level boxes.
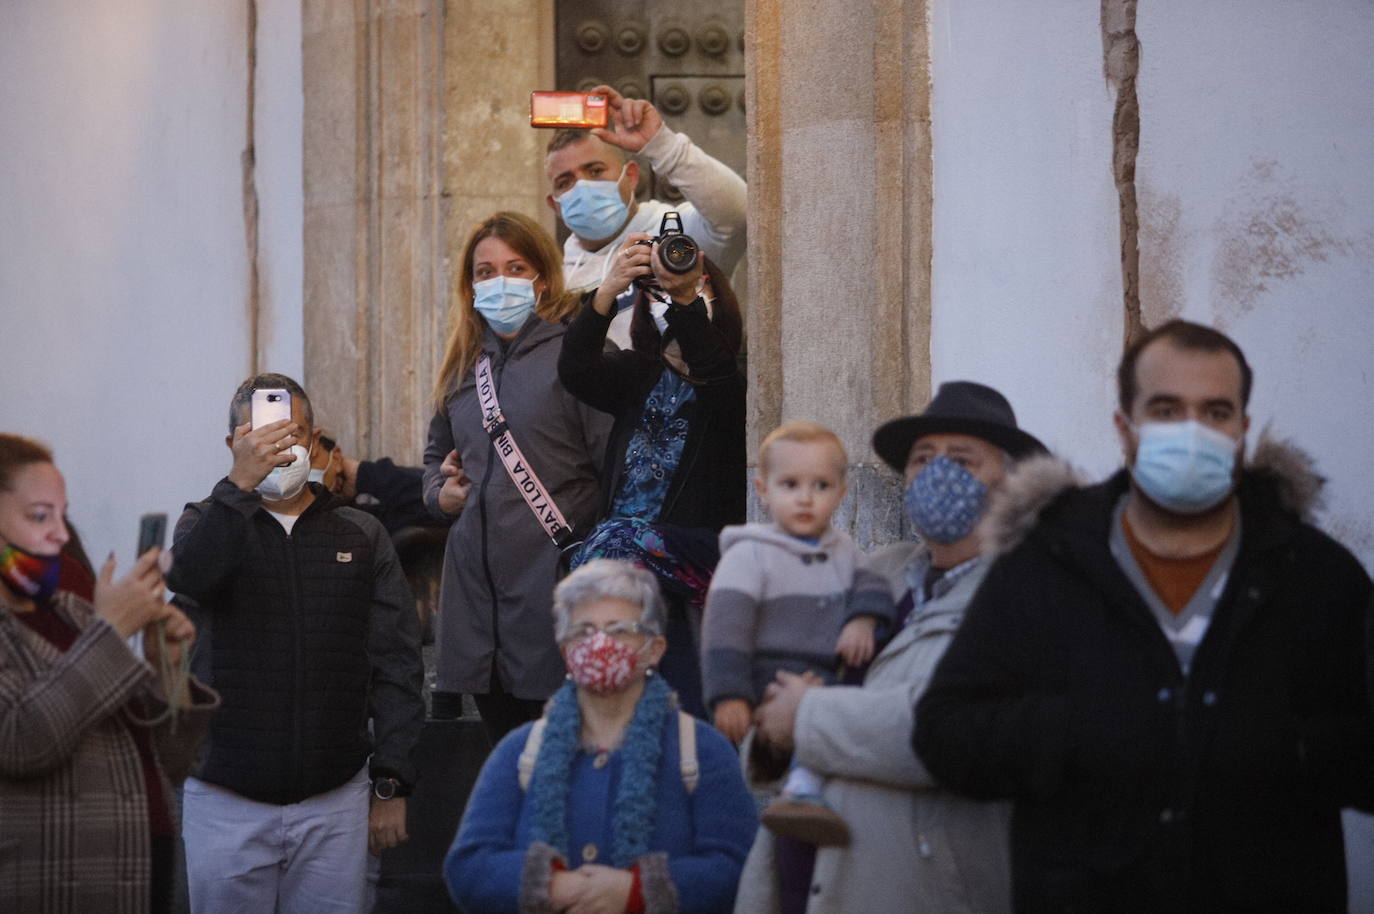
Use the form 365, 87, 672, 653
734, 381, 1046, 914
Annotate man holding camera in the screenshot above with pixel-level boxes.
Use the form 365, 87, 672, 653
545, 84, 746, 349
168, 373, 425, 914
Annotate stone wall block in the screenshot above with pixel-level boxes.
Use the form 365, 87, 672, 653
747, 0, 932, 545
304, 0, 446, 464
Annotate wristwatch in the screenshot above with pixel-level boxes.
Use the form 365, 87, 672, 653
372, 776, 402, 801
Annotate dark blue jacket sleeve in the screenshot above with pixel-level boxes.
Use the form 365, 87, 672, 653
557, 297, 643, 415
357, 511, 425, 788
356, 458, 434, 533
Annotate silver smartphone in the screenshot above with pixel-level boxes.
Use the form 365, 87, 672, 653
250, 388, 291, 429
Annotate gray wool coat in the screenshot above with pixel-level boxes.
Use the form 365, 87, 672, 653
423, 318, 610, 700
733, 542, 1012, 914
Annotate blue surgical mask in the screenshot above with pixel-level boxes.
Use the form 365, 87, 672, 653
473, 275, 539, 335
555, 167, 630, 242
905, 455, 989, 544
1130, 420, 1239, 514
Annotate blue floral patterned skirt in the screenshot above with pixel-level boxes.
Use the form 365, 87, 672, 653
570, 517, 719, 609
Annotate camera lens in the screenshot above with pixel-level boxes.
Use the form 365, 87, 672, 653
658, 236, 699, 274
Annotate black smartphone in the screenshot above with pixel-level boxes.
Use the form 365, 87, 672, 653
137, 513, 168, 558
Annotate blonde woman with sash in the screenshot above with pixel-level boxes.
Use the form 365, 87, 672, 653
423, 211, 611, 745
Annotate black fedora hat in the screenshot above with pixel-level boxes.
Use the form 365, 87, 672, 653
872, 381, 1047, 472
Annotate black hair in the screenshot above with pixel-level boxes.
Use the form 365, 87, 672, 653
228, 373, 314, 435
1117, 320, 1253, 413
545, 128, 627, 164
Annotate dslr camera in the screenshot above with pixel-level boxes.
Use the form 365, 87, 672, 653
634, 211, 700, 294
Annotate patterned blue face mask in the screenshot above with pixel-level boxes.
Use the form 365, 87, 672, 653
905, 455, 989, 544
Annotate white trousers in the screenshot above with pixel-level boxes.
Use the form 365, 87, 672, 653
183, 767, 371, 914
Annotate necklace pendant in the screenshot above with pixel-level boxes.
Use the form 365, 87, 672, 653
593, 749, 610, 769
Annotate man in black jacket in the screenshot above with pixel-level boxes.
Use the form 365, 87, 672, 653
915, 321, 1374, 913
169, 373, 424, 913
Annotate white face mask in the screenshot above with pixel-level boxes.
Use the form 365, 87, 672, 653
258, 445, 312, 502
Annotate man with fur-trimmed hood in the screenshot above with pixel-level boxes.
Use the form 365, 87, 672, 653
914, 320, 1374, 913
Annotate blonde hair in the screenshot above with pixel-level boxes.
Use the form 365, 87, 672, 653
757, 421, 848, 476
432, 211, 578, 407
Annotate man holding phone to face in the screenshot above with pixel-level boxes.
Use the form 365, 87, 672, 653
167, 373, 424, 913
545, 84, 747, 349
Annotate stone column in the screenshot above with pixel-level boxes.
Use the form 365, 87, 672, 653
303, 0, 445, 462
302, 0, 553, 464
442, 1, 557, 247
746, 0, 933, 546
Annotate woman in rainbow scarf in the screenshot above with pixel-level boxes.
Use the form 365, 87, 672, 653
0, 433, 219, 913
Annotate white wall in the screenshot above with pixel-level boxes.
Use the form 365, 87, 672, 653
257, 0, 305, 379
929, 0, 1125, 481
1136, 0, 1374, 573
0, 0, 303, 568
930, 0, 1374, 573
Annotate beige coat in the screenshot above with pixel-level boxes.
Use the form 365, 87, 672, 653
0, 590, 218, 913
733, 542, 1011, 914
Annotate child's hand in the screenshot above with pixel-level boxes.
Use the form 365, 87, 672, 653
713, 698, 753, 743
836, 616, 877, 668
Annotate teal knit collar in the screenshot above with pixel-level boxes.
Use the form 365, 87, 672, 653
527, 674, 672, 866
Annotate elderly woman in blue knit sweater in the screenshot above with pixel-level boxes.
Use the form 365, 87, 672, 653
445, 559, 757, 914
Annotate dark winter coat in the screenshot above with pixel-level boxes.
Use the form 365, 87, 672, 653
914, 439, 1374, 913
557, 296, 746, 534
423, 318, 610, 700
169, 479, 424, 804
353, 457, 444, 535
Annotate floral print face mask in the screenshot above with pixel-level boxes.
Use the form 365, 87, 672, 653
564, 630, 646, 694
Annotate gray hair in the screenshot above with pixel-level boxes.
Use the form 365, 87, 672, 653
552, 559, 666, 642
228, 373, 314, 435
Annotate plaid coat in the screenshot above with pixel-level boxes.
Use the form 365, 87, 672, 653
0, 590, 218, 913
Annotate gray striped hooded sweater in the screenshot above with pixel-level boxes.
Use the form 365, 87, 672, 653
700, 522, 897, 710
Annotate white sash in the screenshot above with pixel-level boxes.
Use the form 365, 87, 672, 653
475, 353, 576, 547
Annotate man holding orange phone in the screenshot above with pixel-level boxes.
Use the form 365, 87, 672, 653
543, 84, 746, 349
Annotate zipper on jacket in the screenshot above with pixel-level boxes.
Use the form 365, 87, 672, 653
285, 529, 305, 799
477, 349, 506, 662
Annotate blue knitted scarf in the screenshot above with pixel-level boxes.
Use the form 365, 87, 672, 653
527, 674, 671, 867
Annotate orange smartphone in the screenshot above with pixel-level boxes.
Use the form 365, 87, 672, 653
530, 91, 609, 129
